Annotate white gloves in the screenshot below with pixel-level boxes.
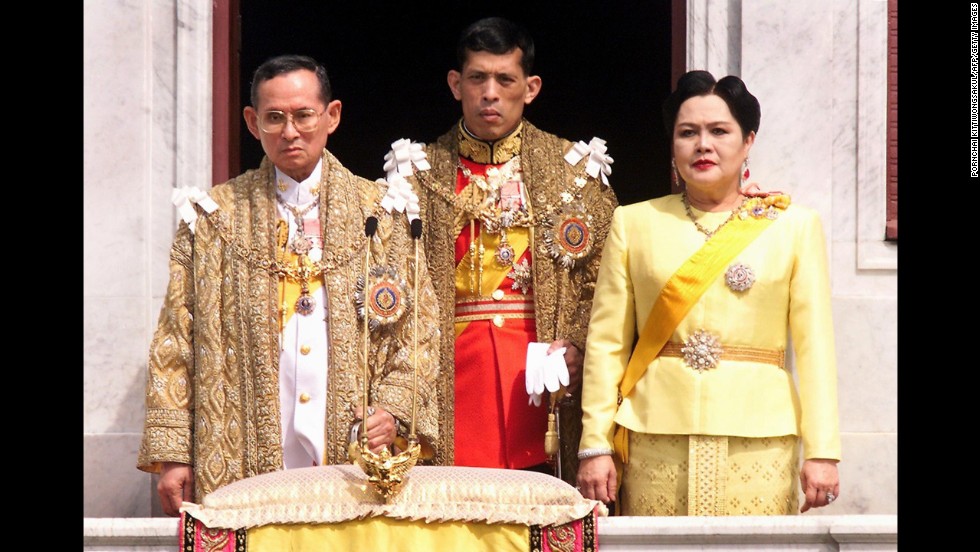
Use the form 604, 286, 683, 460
525, 342, 569, 407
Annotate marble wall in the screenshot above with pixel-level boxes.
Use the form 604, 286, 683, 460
84, 0, 211, 517
83, 0, 897, 517
686, 0, 897, 515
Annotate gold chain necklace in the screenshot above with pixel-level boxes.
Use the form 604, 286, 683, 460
682, 191, 745, 240
274, 194, 322, 315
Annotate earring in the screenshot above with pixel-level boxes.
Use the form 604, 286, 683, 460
739, 158, 750, 188
671, 158, 681, 188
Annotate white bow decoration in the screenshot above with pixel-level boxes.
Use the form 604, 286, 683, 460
380, 173, 421, 223
170, 186, 219, 234
525, 343, 569, 407
383, 138, 431, 178
564, 137, 614, 186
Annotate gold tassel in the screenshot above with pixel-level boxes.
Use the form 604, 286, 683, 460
544, 412, 559, 457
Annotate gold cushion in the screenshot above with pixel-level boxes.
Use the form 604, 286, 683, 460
181, 464, 606, 530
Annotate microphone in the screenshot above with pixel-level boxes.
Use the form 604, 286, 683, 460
365, 216, 379, 238
410, 218, 423, 240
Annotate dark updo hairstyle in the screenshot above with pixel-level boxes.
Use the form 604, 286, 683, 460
661, 70, 760, 139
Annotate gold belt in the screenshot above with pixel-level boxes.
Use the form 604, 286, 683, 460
659, 340, 785, 371
454, 294, 535, 323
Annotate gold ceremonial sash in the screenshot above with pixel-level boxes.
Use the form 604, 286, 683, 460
454, 225, 530, 337
613, 205, 782, 464
277, 221, 325, 325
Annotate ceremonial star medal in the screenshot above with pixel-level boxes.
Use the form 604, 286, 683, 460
295, 289, 316, 316
508, 258, 532, 294
725, 262, 755, 292
681, 330, 724, 372
542, 202, 593, 269
494, 231, 516, 267
355, 266, 411, 331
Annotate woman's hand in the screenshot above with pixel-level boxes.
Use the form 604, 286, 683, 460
799, 458, 840, 512
576, 455, 618, 503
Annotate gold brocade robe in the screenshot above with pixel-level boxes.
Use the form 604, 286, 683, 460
137, 150, 442, 501
410, 119, 619, 481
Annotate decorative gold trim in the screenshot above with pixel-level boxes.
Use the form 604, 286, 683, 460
454, 296, 535, 323
458, 120, 523, 164
688, 435, 727, 515
660, 340, 785, 369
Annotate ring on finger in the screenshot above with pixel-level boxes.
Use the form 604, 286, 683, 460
826, 492, 836, 503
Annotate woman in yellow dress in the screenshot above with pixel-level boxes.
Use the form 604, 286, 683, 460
574, 70, 841, 515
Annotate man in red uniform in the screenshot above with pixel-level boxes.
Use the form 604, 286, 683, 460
388, 17, 618, 482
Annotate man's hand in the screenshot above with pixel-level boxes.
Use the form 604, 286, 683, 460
353, 404, 398, 453
158, 462, 194, 517
576, 455, 618, 503
548, 339, 583, 395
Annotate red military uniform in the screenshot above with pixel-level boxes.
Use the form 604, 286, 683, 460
452, 151, 546, 469
406, 119, 619, 481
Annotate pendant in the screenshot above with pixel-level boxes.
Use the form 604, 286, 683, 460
295, 293, 316, 316
291, 235, 312, 255
494, 240, 515, 266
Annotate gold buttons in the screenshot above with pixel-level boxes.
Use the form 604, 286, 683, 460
300, 344, 311, 355
299, 393, 311, 403
492, 314, 504, 327
491, 289, 505, 300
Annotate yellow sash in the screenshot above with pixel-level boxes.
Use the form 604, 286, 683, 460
276, 221, 325, 326
613, 206, 781, 464
454, 225, 530, 337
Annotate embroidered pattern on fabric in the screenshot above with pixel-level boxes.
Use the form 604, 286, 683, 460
688, 434, 727, 516
141, 151, 443, 501
545, 522, 578, 552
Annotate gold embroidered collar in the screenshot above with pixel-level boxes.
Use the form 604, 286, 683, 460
457, 119, 523, 164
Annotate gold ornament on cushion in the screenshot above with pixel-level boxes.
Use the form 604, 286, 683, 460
350, 438, 421, 501
354, 266, 411, 331
541, 201, 593, 269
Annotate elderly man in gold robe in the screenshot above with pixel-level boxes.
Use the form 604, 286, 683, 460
137, 55, 441, 516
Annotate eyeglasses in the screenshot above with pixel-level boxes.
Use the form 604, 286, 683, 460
258, 108, 325, 134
